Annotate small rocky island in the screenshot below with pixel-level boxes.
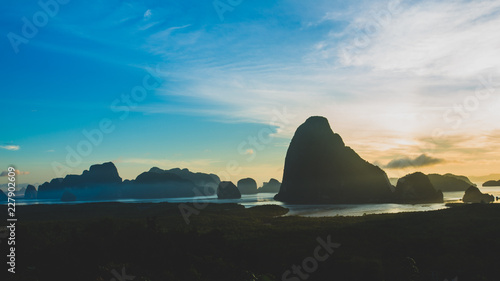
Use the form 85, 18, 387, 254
217, 181, 241, 199
395, 172, 443, 203
483, 180, 500, 186
237, 178, 258, 194
462, 186, 495, 203
258, 178, 281, 193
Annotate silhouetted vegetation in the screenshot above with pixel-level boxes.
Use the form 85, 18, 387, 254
2, 203, 499, 281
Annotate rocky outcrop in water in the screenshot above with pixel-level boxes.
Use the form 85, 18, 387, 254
237, 178, 258, 194
217, 181, 241, 199
24, 184, 37, 199
462, 186, 494, 203
394, 172, 443, 203
274, 116, 393, 203
0, 190, 7, 202
258, 178, 281, 193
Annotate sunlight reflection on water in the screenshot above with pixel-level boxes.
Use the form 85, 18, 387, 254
6, 187, 500, 217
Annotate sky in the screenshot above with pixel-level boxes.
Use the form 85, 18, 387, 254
1, 0, 500, 187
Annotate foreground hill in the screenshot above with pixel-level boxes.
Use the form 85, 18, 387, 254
2, 203, 499, 281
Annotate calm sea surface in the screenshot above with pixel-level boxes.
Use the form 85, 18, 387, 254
6, 186, 500, 217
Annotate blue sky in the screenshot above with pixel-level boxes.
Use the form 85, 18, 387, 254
2, 0, 500, 186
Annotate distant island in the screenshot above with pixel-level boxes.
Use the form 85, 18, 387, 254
427, 173, 475, 191
483, 180, 500, 186
257, 178, 281, 193
36, 163, 221, 201
5, 116, 497, 206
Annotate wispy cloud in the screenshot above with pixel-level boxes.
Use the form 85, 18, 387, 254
0, 145, 20, 151
385, 154, 444, 169
0, 170, 30, 177
323, 0, 500, 78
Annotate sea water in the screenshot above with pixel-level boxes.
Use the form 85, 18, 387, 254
5, 186, 500, 217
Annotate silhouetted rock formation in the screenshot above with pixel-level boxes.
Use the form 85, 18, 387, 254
483, 180, 500, 186
123, 170, 199, 198
38, 162, 122, 199
24, 184, 37, 199
61, 191, 76, 202
217, 181, 241, 199
395, 172, 443, 203
258, 178, 281, 193
274, 116, 393, 203
135, 171, 185, 184
37, 163, 220, 201
462, 186, 494, 203
427, 174, 473, 192
237, 178, 258, 194
0, 190, 7, 201
443, 173, 475, 186
37, 178, 65, 199
147, 167, 219, 195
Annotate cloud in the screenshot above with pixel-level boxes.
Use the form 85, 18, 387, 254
334, 0, 500, 78
144, 9, 152, 19
385, 154, 444, 169
0, 170, 30, 177
0, 145, 20, 151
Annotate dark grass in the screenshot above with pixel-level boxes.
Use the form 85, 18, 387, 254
1, 202, 499, 281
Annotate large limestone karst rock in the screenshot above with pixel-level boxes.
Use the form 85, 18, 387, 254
274, 116, 393, 204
